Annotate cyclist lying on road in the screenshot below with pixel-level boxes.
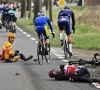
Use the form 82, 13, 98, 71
0, 33, 33, 62
48, 64, 100, 83
34, 11, 55, 55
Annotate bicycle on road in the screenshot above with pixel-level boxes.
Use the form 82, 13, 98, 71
63, 53, 100, 68
37, 32, 52, 65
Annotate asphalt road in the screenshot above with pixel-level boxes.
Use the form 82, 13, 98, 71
0, 26, 99, 90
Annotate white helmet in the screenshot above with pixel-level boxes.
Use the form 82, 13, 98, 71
38, 11, 45, 16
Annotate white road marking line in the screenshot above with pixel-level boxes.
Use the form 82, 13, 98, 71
58, 57, 64, 59
17, 28, 20, 29
23, 32, 27, 34
20, 29, 23, 32
31, 38, 36, 40
36, 41, 38, 43
27, 34, 31, 37
62, 60, 69, 62
55, 54, 65, 57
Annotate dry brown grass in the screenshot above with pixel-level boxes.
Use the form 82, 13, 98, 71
77, 6, 100, 30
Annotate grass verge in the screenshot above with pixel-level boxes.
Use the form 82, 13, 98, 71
17, 6, 100, 49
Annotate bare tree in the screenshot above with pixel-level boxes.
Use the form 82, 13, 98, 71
44, 0, 49, 11
49, 0, 53, 23
26, 0, 29, 10
33, 0, 41, 22
27, 0, 31, 18
20, 0, 26, 18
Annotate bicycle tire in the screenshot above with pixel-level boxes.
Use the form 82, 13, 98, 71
45, 44, 51, 63
5, 22, 8, 32
37, 44, 43, 65
64, 40, 70, 59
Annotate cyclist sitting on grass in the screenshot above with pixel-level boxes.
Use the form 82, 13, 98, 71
0, 33, 33, 62
48, 64, 100, 83
34, 11, 55, 55
57, 6, 75, 56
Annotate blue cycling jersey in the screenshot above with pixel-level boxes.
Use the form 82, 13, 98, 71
8, 10, 17, 17
34, 16, 53, 32
58, 9, 75, 27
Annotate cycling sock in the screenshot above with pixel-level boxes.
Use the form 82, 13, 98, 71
60, 33, 63, 40
69, 44, 72, 52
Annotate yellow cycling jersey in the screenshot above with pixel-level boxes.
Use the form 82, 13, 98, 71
2, 41, 15, 60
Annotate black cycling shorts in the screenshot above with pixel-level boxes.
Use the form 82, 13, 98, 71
8, 13, 17, 22
70, 67, 90, 81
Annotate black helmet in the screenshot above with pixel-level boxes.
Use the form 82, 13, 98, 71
64, 6, 70, 9
48, 69, 56, 78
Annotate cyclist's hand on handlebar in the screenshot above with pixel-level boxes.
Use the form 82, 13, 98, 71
72, 26, 75, 34
51, 32, 55, 39
73, 29, 75, 34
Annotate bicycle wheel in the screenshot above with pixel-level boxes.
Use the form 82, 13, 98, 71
5, 22, 8, 32
64, 40, 70, 59
45, 44, 51, 63
37, 44, 43, 65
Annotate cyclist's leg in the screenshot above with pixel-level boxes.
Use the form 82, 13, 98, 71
35, 27, 42, 53
8, 14, 12, 29
13, 15, 17, 27
58, 21, 64, 46
66, 21, 73, 55
18, 53, 33, 61
2, 13, 4, 24
44, 26, 50, 52
35, 27, 41, 43
70, 68, 93, 83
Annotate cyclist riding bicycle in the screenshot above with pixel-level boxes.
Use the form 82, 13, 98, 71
48, 64, 100, 83
1, 3, 9, 26
8, 6, 17, 31
57, 6, 75, 56
0, 33, 33, 62
34, 11, 55, 54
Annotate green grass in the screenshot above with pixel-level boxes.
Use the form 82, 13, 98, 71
73, 23, 100, 49
17, 6, 100, 50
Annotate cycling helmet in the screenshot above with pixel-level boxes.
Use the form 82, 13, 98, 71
8, 33, 15, 38
38, 10, 45, 16
64, 5, 70, 9
48, 69, 56, 78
